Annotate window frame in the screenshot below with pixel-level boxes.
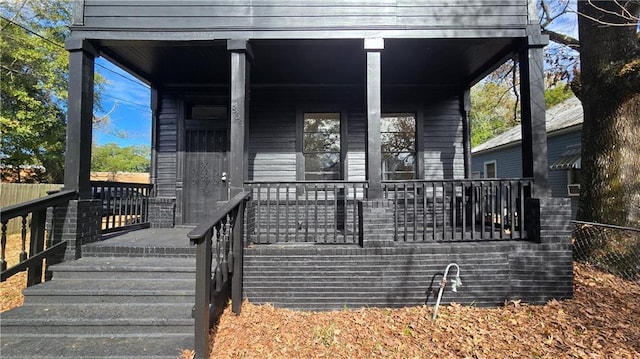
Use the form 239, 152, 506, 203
296, 109, 347, 181
483, 160, 497, 178
381, 112, 418, 180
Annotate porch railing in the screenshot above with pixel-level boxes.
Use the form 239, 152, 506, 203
244, 181, 368, 244
188, 190, 250, 359
91, 181, 153, 234
383, 179, 532, 241
1, 190, 77, 285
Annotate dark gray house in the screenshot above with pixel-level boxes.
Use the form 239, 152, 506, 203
62, 0, 574, 308
472, 96, 583, 217
1, 1, 575, 357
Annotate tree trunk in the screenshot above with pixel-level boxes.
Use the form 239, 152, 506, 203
576, 1, 640, 227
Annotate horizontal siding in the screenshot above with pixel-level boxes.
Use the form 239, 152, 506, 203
547, 130, 582, 198
471, 129, 581, 198
423, 94, 464, 180
155, 93, 178, 197
347, 108, 366, 181
82, 0, 528, 33
471, 145, 522, 178
248, 96, 297, 181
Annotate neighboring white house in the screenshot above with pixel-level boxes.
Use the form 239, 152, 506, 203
472, 96, 583, 217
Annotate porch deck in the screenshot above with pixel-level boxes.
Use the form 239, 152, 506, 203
84, 227, 196, 257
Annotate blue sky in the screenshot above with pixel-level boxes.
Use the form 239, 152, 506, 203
93, 58, 151, 148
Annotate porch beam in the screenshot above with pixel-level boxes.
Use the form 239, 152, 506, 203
519, 26, 550, 197
64, 39, 97, 199
365, 38, 383, 200
228, 39, 252, 197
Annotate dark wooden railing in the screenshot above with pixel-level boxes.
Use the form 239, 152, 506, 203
1, 190, 77, 285
244, 181, 368, 244
188, 190, 250, 359
383, 179, 532, 241
91, 181, 153, 234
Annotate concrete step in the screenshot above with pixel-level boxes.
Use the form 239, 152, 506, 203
0, 255, 198, 358
22, 278, 194, 305
1, 303, 193, 335
49, 257, 196, 280
0, 335, 193, 359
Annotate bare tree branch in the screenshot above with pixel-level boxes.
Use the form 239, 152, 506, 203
545, 29, 581, 50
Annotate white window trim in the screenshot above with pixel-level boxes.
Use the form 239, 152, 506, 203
483, 160, 497, 179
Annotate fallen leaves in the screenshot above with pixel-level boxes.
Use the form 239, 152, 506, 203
209, 263, 640, 358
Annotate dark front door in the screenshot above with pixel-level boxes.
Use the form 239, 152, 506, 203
183, 118, 229, 224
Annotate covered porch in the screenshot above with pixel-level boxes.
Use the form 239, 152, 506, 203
63, 33, 551, 246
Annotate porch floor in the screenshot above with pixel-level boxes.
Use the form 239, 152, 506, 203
85, 227, 197, 257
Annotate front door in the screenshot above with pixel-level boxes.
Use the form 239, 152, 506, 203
183, 115, 229, 224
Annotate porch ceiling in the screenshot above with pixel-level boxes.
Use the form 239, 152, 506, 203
96, 38, 516, 87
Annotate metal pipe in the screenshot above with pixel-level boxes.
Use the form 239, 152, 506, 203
432, 263, 462, 320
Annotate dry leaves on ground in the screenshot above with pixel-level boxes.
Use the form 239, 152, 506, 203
0, 234, 28, 312
208, 263, 640, 358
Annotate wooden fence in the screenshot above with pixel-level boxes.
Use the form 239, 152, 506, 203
0, 183, 63, 235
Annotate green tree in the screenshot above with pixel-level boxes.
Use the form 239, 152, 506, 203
470, 80, 518, 148
91, 143, 150, 175
1, 1, 71, 182
1, 0, 105, 183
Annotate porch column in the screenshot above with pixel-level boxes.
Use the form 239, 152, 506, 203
519, 26, 551, 197
228, 40, 252, 197
365, 38, 384, 200
461, 89, 472, 178
64, 39, 97, 199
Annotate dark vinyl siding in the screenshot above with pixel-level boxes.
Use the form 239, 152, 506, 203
248, 98, 297, 181
155, 87, 466, 187
423, 95, 464, 180
347, 108, 366, 181
155, 93, 178, 197
82, 0, 528, 33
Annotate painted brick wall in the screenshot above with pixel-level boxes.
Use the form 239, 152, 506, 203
52, 199, 102, 260
244, 198, 573, 310
148, 197, 176, 228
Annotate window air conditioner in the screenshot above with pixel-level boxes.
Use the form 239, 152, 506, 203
567, 184, 580, 197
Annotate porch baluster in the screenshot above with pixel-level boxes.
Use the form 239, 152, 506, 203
305, 184, 309, 241
20, 216, 28, 262
294, 184, 299, 241
1, 221, 7, 271
333, 183, 339, 243
412, 183, 418, 241
422, 182, 427, 241
284, 183, 289, 242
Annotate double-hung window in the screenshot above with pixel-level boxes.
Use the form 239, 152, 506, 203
381, 113, 416, 180
303, 113, 341, 180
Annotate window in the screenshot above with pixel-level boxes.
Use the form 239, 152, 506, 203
381, 113, 416, 180
567, 168, 581, 196
303, 113, 341, 180
484, 161, 497, 178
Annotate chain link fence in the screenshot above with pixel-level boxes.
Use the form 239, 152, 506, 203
573, 220, 640, 281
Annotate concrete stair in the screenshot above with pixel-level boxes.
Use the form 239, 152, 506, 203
1, 256, 196, 359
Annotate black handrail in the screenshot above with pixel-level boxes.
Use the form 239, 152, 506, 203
1, 190, 77, 285
188, 190, 251, 359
